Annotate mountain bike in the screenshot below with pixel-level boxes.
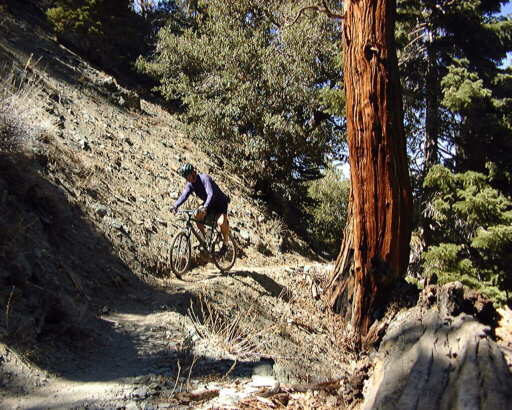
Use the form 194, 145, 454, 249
169, 209, 237, 278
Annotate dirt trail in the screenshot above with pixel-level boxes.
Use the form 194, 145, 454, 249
1, 263, 348, 410
2, 299, 184, 409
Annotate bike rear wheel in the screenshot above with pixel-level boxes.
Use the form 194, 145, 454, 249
169, 231, 191, 278
212, 232, 237, 272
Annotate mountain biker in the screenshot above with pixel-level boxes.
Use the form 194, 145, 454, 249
170, 163, 230, 255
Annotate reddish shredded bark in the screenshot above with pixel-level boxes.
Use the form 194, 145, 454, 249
327, 0, 412, 345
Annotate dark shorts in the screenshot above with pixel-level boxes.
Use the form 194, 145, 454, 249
207, 201, 228, 217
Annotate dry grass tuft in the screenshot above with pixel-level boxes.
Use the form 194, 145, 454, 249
188, 291, 276, 360
0, 62, 53, 153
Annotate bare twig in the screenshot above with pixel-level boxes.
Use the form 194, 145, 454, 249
286, 0, 344, 27
186, 356, 198, 388
5, 286, 15, 332
221, 358, 238, 381
170, 359, 182, 397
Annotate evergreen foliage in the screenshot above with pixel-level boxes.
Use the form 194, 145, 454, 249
136, 0, 345, 200
397, 2, 512, 304
46, 0, 101, 35
46, 0, 149, 76
305, 165, 350, 256
422, 164, 512, 303
397, 0, 512, 189
441, 56, 512, 181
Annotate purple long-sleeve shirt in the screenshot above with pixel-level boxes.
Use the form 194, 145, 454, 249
174, 174, 229, 211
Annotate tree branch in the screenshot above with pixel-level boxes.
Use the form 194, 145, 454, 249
319, 0, 344, 19
286, 0, 344, 27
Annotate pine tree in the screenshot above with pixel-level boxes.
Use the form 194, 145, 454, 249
396, 0, 512, 249
398, 0, 512, 180
422, 164, 512, 302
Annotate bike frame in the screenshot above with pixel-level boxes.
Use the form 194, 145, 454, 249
175, 210, 217, 254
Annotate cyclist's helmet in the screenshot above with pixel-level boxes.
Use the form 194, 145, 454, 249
178, 163, 194, 178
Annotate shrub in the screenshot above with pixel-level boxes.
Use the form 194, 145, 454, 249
0, 64, 48, 153
306, 165, 350, 257
136, 0, 344, 191
422, 164, 512, 303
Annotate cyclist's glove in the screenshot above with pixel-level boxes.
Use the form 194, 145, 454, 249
196, 206, 208, 214
170, 206, 177, 214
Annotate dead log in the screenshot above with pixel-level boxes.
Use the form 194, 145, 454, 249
361, 282, 512, 409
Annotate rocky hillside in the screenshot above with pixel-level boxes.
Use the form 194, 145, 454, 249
0, 8, 317, 342
1, 8, 512, 410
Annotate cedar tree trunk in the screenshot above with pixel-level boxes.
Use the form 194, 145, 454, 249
326, 0, 412, 346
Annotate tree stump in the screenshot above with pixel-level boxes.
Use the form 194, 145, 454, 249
361, 282, 512, 409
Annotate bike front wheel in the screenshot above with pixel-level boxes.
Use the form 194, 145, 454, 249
169, 231, 191, 278
212, 232, 237, 272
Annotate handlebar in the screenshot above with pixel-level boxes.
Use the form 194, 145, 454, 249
175, 209, 207, 225
176, 209, 195, 215
175, 208, 208, 216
